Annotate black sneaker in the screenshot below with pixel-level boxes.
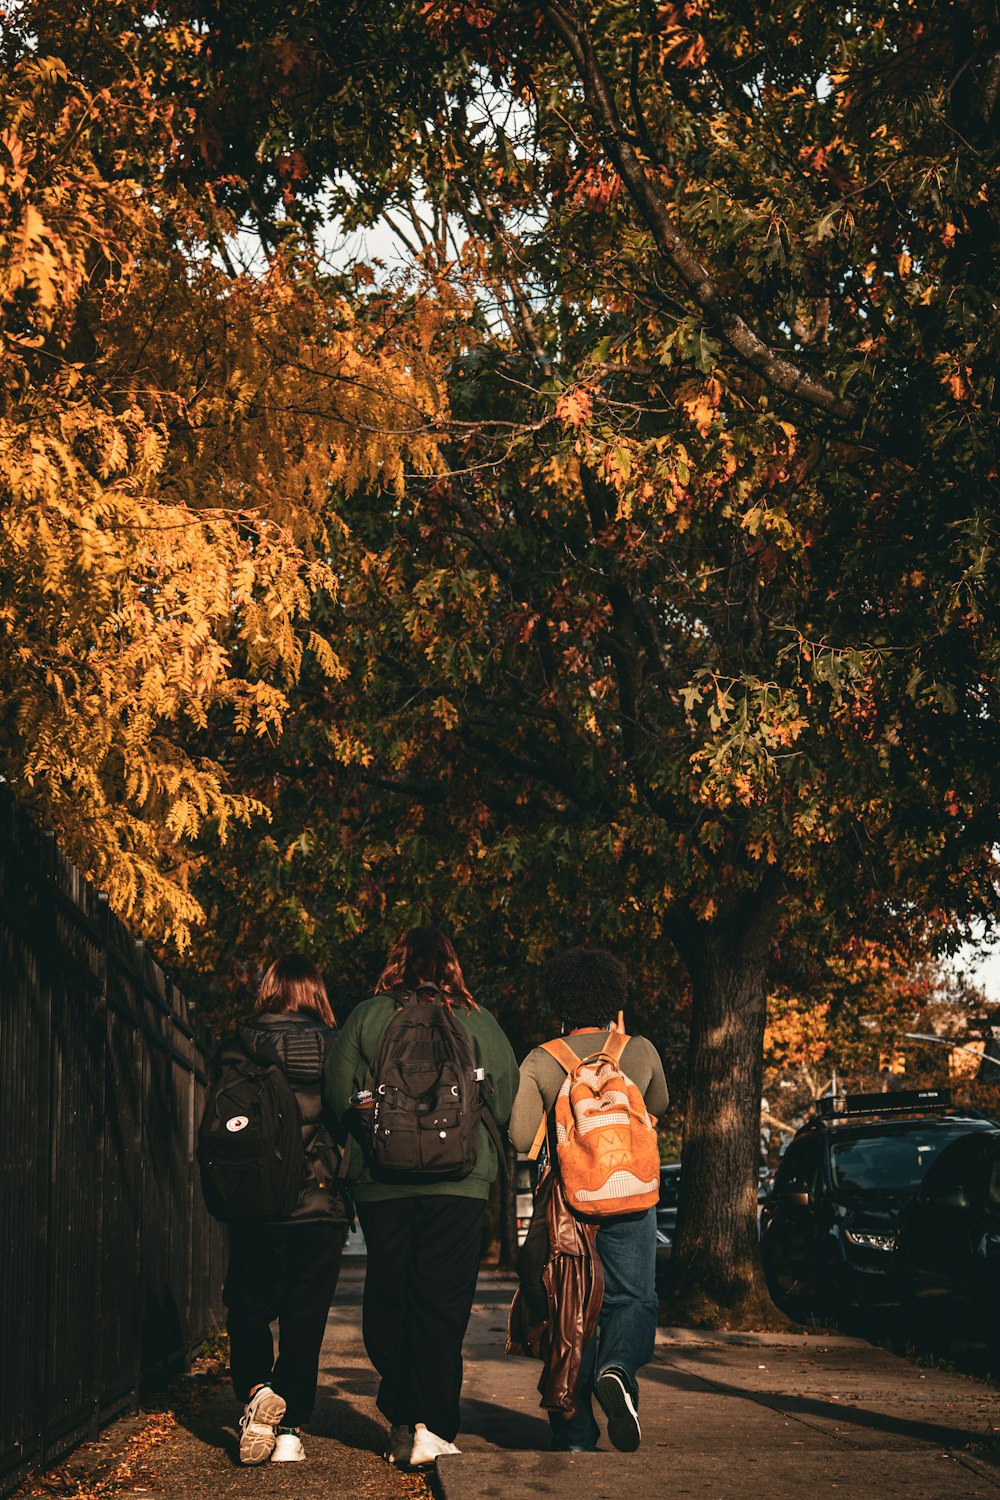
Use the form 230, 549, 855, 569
594, 1369, 641, 1452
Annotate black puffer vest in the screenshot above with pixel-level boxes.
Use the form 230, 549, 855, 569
218, 1012, 349, 1224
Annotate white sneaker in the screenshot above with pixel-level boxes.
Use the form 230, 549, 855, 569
408, 1423, 461, 1467
271, 1430, 305, 1462
387, 1425, 413, 1466
239, 1386, 286, 1464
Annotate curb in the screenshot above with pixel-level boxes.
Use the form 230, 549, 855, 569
655, 1324, 869, 1349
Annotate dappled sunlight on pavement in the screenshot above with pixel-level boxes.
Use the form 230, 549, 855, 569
441, 1272, 1000, 1499
14, 1266, 1000, 1500
13, 1264, 428, 1500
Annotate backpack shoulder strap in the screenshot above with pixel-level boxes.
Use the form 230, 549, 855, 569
540, 1037, 583, 1075
602, 1031, 629, 1065
526, 1112, 548, 1161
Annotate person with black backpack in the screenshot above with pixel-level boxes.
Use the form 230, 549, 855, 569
323, 926, 518, 1470
199, 954, 349, 1466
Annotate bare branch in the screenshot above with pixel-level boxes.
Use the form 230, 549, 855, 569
538, 1, 860, 425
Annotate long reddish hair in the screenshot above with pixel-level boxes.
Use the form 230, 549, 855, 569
375, 927, 477, 1010
255, 953, 337, 1028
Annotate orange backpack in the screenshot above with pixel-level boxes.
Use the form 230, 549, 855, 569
540, 1033, 660, 1217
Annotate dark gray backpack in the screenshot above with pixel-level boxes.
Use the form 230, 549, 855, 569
197, 1058, 305, 1220
366, 986, 488, 1179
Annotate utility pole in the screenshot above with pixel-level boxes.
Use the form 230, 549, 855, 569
969, 1013, 1000, 1081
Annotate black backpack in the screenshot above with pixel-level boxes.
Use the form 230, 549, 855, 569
197, 1057, 305, 1220
365, 987, 489, 1179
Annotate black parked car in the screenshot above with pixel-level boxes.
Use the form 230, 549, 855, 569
657, 1164, 681, 1246
760, 1090, 995, 1318
895, 1126, 1000, 1353
654, 1164, 680, 1292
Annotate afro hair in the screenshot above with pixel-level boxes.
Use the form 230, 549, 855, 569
543, 946, 628, 1032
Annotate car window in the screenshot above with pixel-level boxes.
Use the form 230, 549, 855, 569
830, 1125, 980, 1199
775, 1136, 821, 1195
917, 1133, 985, 1201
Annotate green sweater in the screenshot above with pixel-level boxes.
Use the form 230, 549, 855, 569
323, 994, 519, 1202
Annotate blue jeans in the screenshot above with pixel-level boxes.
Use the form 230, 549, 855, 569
549, 1206, 658, 1450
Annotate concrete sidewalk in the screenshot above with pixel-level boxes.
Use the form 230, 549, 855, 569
16, 1263, 426, 1500
442, 1275, 1000, 1500
21, 1265, 1000, 1500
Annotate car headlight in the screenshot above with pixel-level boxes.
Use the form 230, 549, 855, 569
844, 1230, 896, 1251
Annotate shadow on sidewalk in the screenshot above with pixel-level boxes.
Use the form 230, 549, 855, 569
458, 1394, 551, 1451
310, 1388, 390, 1452
645, 1358, 999, 1454
167, 1372, 392, 1466
160, 1382, 239, 1465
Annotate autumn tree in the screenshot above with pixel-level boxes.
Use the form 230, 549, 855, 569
764, 942, 940, 1107
0, 6, 445, 942
19, 1, 1000, 1321
153, 0, 1000, 1318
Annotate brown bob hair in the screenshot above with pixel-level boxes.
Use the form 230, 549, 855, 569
375, 926, 477, 1010
255, 953, 336, 1028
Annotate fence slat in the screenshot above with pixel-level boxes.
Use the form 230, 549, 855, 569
0, 809, 51, 1482
0, 793, 224, 1496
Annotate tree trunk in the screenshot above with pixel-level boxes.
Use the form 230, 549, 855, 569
667, 890, 780, 1326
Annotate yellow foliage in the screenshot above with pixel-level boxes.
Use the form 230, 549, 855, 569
0, 51, 444, 946
764, 996, 831, 1073
679, 378, 722, 438
555, 385, 593, 429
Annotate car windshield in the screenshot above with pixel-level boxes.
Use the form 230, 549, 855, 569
829, 1124, 978, 1200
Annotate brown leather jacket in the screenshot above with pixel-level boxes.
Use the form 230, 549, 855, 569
506, 1167, 604, 1415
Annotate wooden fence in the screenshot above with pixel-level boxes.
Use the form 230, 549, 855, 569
0, 789, 224, 1495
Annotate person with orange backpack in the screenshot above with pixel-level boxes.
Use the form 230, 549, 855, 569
509, 947, 668, 1454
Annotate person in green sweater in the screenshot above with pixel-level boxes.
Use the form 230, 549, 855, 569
323, 926, 518, 1470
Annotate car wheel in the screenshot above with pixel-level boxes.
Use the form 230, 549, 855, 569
763, 1262, 815, 1321
899, 1292, 950, 1358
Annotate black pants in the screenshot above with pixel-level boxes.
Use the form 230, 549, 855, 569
223, 1222, 344, 1428
357, 1196, 486, 1442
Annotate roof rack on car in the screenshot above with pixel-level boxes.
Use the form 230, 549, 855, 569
815, 1088, 953, 1120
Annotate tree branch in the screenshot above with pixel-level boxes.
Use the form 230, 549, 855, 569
451, 132, 553, 375
537, 2, 860, 425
